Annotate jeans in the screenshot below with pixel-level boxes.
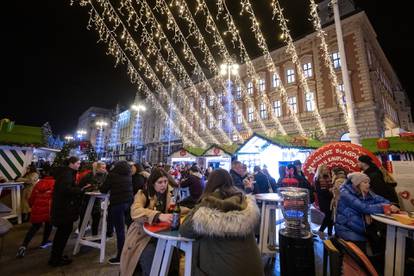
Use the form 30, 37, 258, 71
50, 223, 73, 262
139, 240, 157, 276
22, 222, 52, 247
110, 202, 131, 257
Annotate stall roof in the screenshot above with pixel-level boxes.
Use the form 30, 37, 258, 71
362, 136, 414, 154
202, 144, 240, 156
236, 133, 324, 154
0, 124, 43, 147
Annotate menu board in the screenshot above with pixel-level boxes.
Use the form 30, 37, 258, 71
392, 161, 414, 211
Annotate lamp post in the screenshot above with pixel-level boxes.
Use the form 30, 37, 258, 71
131, 104, 146, 161
64, 135, 74, 143
332, 0, 360, 145
76, 129, 87, 140
96, 120, 108, 158
220, 62, 239, 140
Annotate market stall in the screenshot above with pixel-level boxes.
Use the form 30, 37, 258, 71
200, 144, 238, 171
235, 133, 323, 179
168, 147, 203, 167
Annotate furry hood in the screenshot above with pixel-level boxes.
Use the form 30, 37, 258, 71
190, 194, 260, 238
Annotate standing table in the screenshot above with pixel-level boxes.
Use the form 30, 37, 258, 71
143, 224, 194, 276
73, 192, 109, 263
0, 182, 24, 224
371, 214, 414, 276
255, 193, 283, 255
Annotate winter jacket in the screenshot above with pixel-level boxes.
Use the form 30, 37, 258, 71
335, 182, 389, 241
51, 167, 83, 226
230, 169, 245, 191
79, 171, 107, 191
29, 176, 55, 223
120, 189, 172, 276
179, 192, 264, 276
364, 166, 399, 205
253, 171, 272, 194
314, 175, 333, 213
131, 173, 146, 195
100, 161, 133, 206
180, 173, 203, 201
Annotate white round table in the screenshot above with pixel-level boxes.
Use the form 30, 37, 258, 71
371, 214, 414, 276
143, 224, 194, 276
255, 193, 283, 254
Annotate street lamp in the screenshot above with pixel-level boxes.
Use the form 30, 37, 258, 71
131, 104, 146, 161
95, 120, 108, 158
76, 129, 87, 140
220, 62, 239, 139
64, 135, 74, 142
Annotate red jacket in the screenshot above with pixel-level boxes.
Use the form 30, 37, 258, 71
29, 176, 55, 223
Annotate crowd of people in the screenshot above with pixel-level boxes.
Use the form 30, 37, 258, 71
8, 153, 402, 275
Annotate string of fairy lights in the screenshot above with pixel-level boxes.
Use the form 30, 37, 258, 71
71, 0, 355, 146
271, 0, 327, 136
89, 10, 196, 147
309, 0, 350, 125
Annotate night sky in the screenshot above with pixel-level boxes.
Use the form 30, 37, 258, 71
3, 0, 413, 136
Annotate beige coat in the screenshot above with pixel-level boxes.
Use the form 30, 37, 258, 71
17, 172, 39, 213
120, 190, 171, 276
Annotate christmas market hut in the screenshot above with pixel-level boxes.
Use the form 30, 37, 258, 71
168, 147, 204, 167
0, 119, 44, 180
235, 132, 324, 179
200, 144, 239, 171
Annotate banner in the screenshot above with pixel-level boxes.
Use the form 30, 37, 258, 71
303, 142, 380, 182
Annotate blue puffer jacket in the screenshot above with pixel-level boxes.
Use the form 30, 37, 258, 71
335, 181, 389, 241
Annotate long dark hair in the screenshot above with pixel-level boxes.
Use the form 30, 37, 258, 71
146, 168, 170, 198
202, 168, 243, 199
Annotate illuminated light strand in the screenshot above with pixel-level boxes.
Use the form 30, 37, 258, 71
114, 0, 227, 145
86, 0, 207, 147
239, 0, 310, 135
212, 0, 288, 135
98, 0, 211, 146
309, 0, 349, 125
77, 2, 197, 147
271, 0, 327, 136
195, 0, 270, 136
140, 0, 244, 142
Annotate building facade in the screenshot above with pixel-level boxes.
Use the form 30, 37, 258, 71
77, 106, 112, 147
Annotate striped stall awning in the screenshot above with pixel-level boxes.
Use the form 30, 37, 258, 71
0, 146, 33, 180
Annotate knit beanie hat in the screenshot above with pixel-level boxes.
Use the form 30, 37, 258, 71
358, 155, 373, 166
348, 172, 370, 188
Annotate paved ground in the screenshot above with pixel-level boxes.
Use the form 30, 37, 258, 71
0, 221, 324, 276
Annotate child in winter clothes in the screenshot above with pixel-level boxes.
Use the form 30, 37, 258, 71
16, 171, 55, 258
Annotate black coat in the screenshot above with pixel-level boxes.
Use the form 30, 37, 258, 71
230, 169, 244, 191
364, 166, 399, 205
253, 171, 271, 194
100, 161, 133, 206
132, 173, 146, 195
51, 167, 83, 226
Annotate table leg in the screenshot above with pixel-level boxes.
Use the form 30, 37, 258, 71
16, 185, 22, 224
160, 240, 176, 276
0, 187, 3, 196
150, 239, 167, 276
384, 225, 396, 276
258, 202, 266, 253
73, 196, 95, 255
394, 228, 408, 276
180, 241, 193, 276
99, 196, 109, 263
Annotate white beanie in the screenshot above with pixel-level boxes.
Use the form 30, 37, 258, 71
348, 172, 370, 188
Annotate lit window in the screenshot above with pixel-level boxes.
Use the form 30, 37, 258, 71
303, 62, 313, 78
217, 114, 223, 128
208, 115, 214, 129
247, 82, 253, 95
218, 92, 223, 102
236, 86, 242, 99
287, 69, 295, 84
236, 110, 243, 124
260, 102, 267, 119
288, 96, 297, 114
200, 120, 205, 131
305, 92, 315, 111
332, 52, 341, 69
272, 73, 280, 88
208, 95, 214, 107
273, 100, 282, 117
259, 79, 266, 92
200, 97, 206, 114
232, 135, 239, 142
248, 106, 254, 122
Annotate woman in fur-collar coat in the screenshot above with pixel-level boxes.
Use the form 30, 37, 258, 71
179, 168, 264, 276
